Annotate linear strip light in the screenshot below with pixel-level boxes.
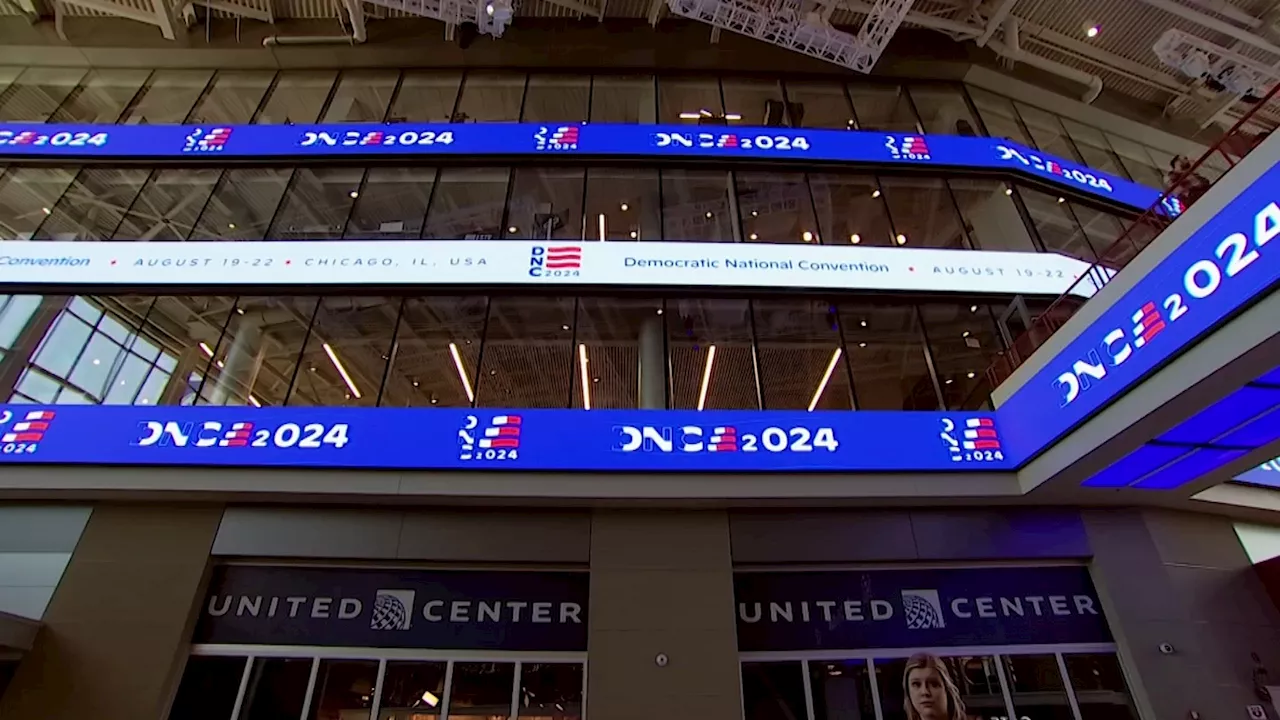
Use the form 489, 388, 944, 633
578, 343, 592, 410
198, 342, 214, 357
248, 395, 262, 408
598, 213, 606, 242
448, 342, 475, 402
697, 344, 717, 411
322, 342, 362, 399
808, 348, 843, 412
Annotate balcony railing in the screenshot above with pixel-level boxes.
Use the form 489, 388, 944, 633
984, 84, 1280, 392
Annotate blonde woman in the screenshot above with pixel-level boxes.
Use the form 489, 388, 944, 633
902, 653, 967, 720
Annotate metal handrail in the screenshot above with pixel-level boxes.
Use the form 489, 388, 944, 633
981, 83, 1280, 395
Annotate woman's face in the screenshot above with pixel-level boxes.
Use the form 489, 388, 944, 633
907, 667, 949, 720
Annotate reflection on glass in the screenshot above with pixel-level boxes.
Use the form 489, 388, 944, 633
840, 304, 937, 410
875, 655, 1002, 720
1017, 188, 1097, 262
119, 70, 212, 123
504, 167, 585, 240
920, 304, 1003, 410
387, 71, 462, 122
454, 72, 525, 122
188, 70, 275, 124
810, 173, 894, 247
379, 661, 447, 720
323, 70, 398, 122
309, 659, 378, 720
383, 296, 487, 407
658, 77, 723, 123
476, 297, 575, 408
967, 87, 1032, 145
810, 660, 876, 720
345, 167, 437, 239
0, 295, 42, 358
448, 662, 516, 720
573, 298, 664, 409
152, 295, 237, 405
1104, 133, 1166, 189
517, 663, 583, 720
668, 299, 758, 410
1063, 653, 1140, 720
947, 179, 1036, 252
522, 75, 590, 122
880, 176, 969, 249
737, 172, 818, 244
167, 655, 247, 720
1016, 103, 1082, 163
423, 167, 510, 240
0, 67, 88, 121
196, 296, 315, 407
783, 80, 854, 129
1060, 119, 1126, 177
268, 167, 364, 240
589, 75, 656, 123
254, 70, 337, 125
661, 169, 734, 242
722, 79, 785, 125
111, 168, 222, 241
35, 167, 151, 241
289, 296, 397, 407
753, 299, 853, 410
583, 168, 660, 241
848, 85, 919, 131
909, 85, 980, 135
1004, 655, 1074, 720
742, 661, 807, 720
49, 68, 150, 123
238, 657, 312, 720
0, 167, 77, 240
190, 168, 292, 241
1069, 203, 1128, 265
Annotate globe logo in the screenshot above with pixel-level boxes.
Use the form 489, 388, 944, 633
901, 589, 946, 630
370, 590, 415, 630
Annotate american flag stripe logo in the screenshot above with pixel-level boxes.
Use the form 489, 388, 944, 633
963, 417, 1001, 450
544, 246, 582, 269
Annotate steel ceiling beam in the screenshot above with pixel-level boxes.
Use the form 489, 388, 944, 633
975, 0, 1015, 47
1133, 0, 1280, 57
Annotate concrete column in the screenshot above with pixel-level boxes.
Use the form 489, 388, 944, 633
587, 510, 742, 720
638, 315, 667, 409
0, 504, 223, 720
207, 317, 264, 406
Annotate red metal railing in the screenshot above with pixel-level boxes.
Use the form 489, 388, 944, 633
983, 83, 1280, 391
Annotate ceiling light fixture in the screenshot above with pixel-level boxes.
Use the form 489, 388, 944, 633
422, 691, 440, 708
41, 207, 51, 215
850, 233, 861, 244
620, 203, 629, 211
896, 234, 907, 245
705, 211, 714, 218
629, 231, 638, 239
199, 342, 214, 358
967, 371, 976, 379
871, 189, 881, 198
598, 213, 607, 242
724, 113, 743, 121
248, 395, 261, 408
449, 342, 475, 402
507, 226, 518, 234
1086, 24, 1100, 38
802, 231, 814, 242
697, 344, 717, 411
860, 319, 868, 327
808, 347, 843, 411
749, 233, 759, 240
349, 190, 359, 199
322, 342, 362, 399
578, 343, 592, 410
1058, 197, 1066, 203
679, 112, 702, 120
970, 305, 978, 312
1004, 187, 1013, 196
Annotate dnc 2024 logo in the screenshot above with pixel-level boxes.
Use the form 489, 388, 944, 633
0, 409, 56, 456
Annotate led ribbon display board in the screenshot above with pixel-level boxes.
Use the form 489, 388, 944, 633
0, 122, 1177, 215
0, 406, 1013, 472
997, 162, 1280, 462
0, 240, 1110, 298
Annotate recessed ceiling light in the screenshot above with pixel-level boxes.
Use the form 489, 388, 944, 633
871, 190, 881, 198
705, 211, 713, 218
850, 233, 861, 244
1058, 197, 1066, 203
945, 378, 954, 384
967, 371, 976, 379
1086, 24, 1100, 38
859, 342, 867, 348
228, 223, 236, 229
620, 203, 629, 211
751, 211, 758, 217
41, 207, 51, 215
895, 234, 907, 245
749, 233, 759, 240
962, 330, 971, 337
1004, 187, 1013, 195
860, 319, 868, 327
349, 190, 359, 199
562, 324, 570, 330
629, 231, 638, 239
802, 231, 814, 242
507, 226, 518, 233
970, 305, 978, 312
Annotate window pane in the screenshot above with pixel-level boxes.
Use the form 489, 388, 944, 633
753, 299, 853, 410
188, 70, 275, 124
167, 655, 247, 720
737, 172, 819, 244
0, 167, 77, 240
387, 71, 461, 122
847, 84, 918, 131
840, 304, 937, 410
36, 168, 151, 241
268, 167, 363, 240
920, 303, 1004, 410
424, 167, 510, 240
742, 662, 806, 720
522, 74, 589, 123
948, 178, 1037, 252
1104, 133, 1166, 189
197, 296, 315, 407
254, 70, 337, 124
810, 173, 894, 247
190, 168, 292, 241
1015, 102, 1082, 162
382, 296, 487, 407
1018, 187, 1097, 261
323, 70, 398, 122
455, 72, 525, 122
111, 168, 221, 241
504, 167, 585, 240
1071, 202, 1128, 265
880, 176, 969, 249
908, 84, 979, 135
1064, 653, 1140, 720
669, 298, 758, 410
379, 661, 447, 720
288, 296, 395, 407
0, 67, 87, 121
661, 169, 734, 242
875, 655, 1006, 720
573, 297, 665, 410
658, 77, 723, 124
810, 660, 877, 720
309, 659, 378, 720
583, 168, 660, 241
517, 663, 583, 720
783, 80, 855, 130
1004, 654, 1074, 720
148, 295, 239, 406
1061, 118, 1127, 177
239, 657, 312, 720
722, 78, 785, 125
448, 662, 516, 720
49, 68, 149, 123
119, 70, 212, 123
967, 87, 1032, 144
589, 75, 656, 123
476, 297, 575, 408
0, 294, 42, 351
345, 167, 436, 239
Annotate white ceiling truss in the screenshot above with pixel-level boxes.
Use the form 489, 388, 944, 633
4, 0, 1279, 128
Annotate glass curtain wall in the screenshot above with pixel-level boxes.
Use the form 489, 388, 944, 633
0, 293, 1025, 411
